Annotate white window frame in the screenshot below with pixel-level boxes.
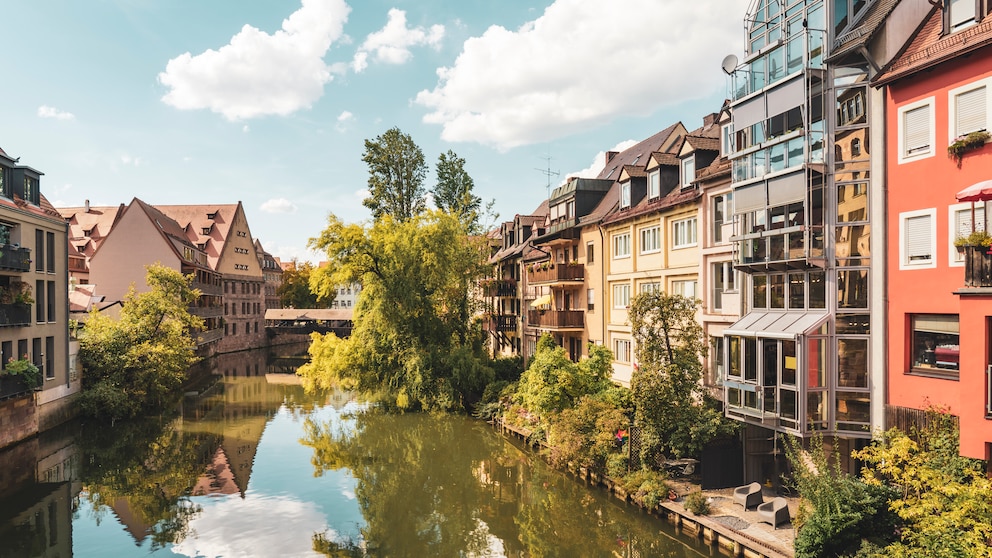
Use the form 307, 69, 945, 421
948, 0, 977, 32
620, 181, 632, 209
672, 217, 698, 249
948, 78, 990, 142
648, 170, 661, 199
639, 225, 661, 254
613, 283, 630, 309
949, 201, 988, 267
899, 208, 937, 270
640, 281, 662, 294
671, 279, 697, 298
681, 156, 695, 188
612, 232, 631, 259
897, 97, 935, 163
721, 123, 734, 157
614, 338, 632, 363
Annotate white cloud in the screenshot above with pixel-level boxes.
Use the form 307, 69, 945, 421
351, 9, 444, 72
415, 0, 749, 150
243, 124, 251, 133
37, 105, 75, 120
119, 154, 142, 167
260, 198, 298, 214
158, 0, 351, 120
335, 110, 355, 132
354, 188, 370, 199
562, 140, 638, 183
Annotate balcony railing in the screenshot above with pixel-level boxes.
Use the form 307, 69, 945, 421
736, 226, 824, 270
527, 309, 584, 329
481, 279, 517, 298
482, 314, 517, 333
964, 245, 992, 287
527, 263, 584, 284
0, 373, 40, 401
0, 303, 31, 327
197, 328, 224, 346
0, 245, 32, 272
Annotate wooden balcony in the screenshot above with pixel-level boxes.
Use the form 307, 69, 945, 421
0, 245, 32, 272
527, 263, 584, 284
481, 279, 517, 298
964, 245, 992, 287
527, 309, 584, 330
0, 303, 31, 327
482, 314, 517, 333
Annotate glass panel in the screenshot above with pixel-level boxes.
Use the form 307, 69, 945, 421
745, 338, 758, 382
763, 339, 779, 386
782, 340, 797, 385
912, 314, 960, 372
781, 389, 797, 419
728, 387, 742, 406
745, 389, 759, 409
807, 391, 826, 426
768, 46, 786, 84
729, 336, 742, 378
751, 57, 767, 92
753, 275, 768, 308
769, 274, 786, 308
770, 235, 786, 262
788, 136, 805, 167
838, 269, 869, 308
808, 338, 825, 387
787, 35, 803, 75
836, 392, 871, 422
837, 183, 869, 222
838, 338, 868, 388
764, 387, 778, 413
789, 273, 805, 308
809, 271, 826, 308
835, 224, 870, 262
836, 314, 870, 335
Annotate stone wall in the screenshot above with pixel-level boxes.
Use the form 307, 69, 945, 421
0, 394, 39, 450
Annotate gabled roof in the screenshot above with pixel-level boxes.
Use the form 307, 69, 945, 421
154, 204, 243, 269
57, 203, 126, 257
596, 122, 684, 181
619, 165, 647, 181
829, 0, 901, 62
647, 152, 680, 168
874, 9, 992, 86
681, 135, 721, 155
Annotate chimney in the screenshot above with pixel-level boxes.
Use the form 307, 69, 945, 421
703, 112, 719, 129
605, 151, 619, 165
84, 199, 90, 213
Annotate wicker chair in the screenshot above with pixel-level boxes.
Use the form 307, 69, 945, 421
757, 497, 791, 529
733, 482, 763, 509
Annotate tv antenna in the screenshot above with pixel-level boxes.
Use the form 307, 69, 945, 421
535, 149, 559, 198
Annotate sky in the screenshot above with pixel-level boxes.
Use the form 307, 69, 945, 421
1, 0, 751, 262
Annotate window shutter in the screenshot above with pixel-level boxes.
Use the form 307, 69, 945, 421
905, 214, 932, 263
903, 105, 930, 154
955, 86, 987, 136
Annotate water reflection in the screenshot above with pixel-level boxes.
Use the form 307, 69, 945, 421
0, 343, 707, 557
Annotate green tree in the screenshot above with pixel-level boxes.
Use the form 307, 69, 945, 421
433, 149, 483, 231
300, 210, 491, 411
277, 259, 330, 308
628, 291, 735, 461
546, 395, 628, 475
78, 264, 203, 421
362, 127, 427, 222
515, 334, 612, 418
854, 409, 992, 557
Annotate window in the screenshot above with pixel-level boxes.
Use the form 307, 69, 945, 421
949, 80, 989, 141
33, 338, 43, 379
681, 156, 695, 188
47, 281, 55, 322
911, 314, 959, 377
613, 283, 630, 309
712, 195, 729, 243
640, 281, 661, 294
45, 336, 54, 381
712, 262, 736, 311
671, 280, 697, 298
721, 123, 734, 156
640, 226, 660, 253
900, 209, 937, 269
46, 232, 55, 272
612, 232, 631, 258
586, 242, 594, 264
946, 0, 977, 32
898, 98, 935, 162
648, 170, 660, 198
587, 288, 595, 311
35, 229, 44, 272
672, 217, 697, 248
614, 338, 632, 363
620, 182, 631, 209
950, 203, 987, 265
36, 280, 45, 323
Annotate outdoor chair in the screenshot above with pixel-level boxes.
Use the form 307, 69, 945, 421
733, 482, 763, 509
757, 497, 791, 529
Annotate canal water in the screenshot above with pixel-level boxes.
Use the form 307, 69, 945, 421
0, 345, 710, 557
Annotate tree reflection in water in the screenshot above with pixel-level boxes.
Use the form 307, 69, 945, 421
302, 411, 704, 558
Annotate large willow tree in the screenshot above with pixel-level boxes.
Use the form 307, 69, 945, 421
300, 211, 492, 411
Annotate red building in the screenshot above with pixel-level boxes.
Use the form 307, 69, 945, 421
877, 3, 992, 461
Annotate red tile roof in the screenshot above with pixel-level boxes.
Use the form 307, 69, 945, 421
874, 10, 992, 86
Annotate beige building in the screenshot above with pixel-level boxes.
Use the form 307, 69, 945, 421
254, 239, 283, 311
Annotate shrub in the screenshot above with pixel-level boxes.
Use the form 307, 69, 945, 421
684, 491, 710, 516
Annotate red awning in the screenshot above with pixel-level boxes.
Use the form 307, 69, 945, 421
956, 180, 992, 202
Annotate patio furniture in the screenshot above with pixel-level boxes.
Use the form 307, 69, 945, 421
757, 497, 791, 529
733, 482, 763, 509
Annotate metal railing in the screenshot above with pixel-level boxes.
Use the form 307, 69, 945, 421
0, 245, 32, 272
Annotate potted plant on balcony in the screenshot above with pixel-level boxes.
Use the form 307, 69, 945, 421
3, 356, 41, 389
954, 230, 992, 252
8, 281, 33, 305
948, 130, 991, 164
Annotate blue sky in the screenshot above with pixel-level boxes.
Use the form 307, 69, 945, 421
1, 0, 750, 262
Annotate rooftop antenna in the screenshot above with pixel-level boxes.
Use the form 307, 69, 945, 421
535, 147, 559, 199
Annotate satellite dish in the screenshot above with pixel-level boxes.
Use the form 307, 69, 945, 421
721, 54, 739, 75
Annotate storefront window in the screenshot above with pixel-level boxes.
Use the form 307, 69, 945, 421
911, 314, 960, 376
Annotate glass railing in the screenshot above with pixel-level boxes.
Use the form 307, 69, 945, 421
732, 30, 824, 101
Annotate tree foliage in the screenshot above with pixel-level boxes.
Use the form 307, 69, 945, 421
300, 210, 491, 411
77, 264, 203, 421
361, 127, 427, 222
278, 259, 330, 308
546, 395, 628, 475
514, 334, 612, 418
628, 291, 735, 460
854, 409, 992, 557
433, 149, 483, 232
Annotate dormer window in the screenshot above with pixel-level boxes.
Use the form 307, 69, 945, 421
681, 156, 695, 188
946, 0, 979, 33
202, 226, 212, 235
648, 170, 660, 199
620, 182, 631, 209
23, 176, 37, 204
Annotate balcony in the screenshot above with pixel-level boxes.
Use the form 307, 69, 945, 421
481, 279, 517, 298
482, 314, 517, 333
527, 263, 584, 284
197, 327, 224, 346
0, 373, 39, 401
0, 303, 31, 327
0, 245, 32, 272
527, 309, 584, 330
963, 245, 992, 288
736, 226, 824, 272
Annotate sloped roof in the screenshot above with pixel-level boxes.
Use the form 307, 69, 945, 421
129, 198, 212, 271
57, 203, 126, 257
648, 152, 680, 167
154, 204, 242, 269
874, 9, 992, 86
829, 0, 901, 61
596, 122, 683, 181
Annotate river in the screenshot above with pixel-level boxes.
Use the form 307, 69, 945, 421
0, 345, 710, 557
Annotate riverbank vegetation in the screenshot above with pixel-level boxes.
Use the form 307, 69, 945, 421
77, 264, 203, 421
